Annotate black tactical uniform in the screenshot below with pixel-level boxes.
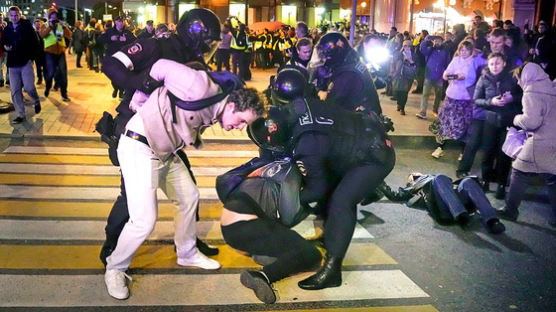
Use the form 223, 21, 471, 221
255, 70, 396, 290
98, 8, 222, 265
314, 32, 382, 116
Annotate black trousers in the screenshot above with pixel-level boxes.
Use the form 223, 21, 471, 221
221, 216, 321, 283
505, 169, 556, 219
395, 90, 409, 111
481, 124, 512, 185
216, 49, 230, 71
458, 119, 484, 173
325, 154, 395, 258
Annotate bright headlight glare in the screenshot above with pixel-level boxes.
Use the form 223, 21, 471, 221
366, 47, 391, 64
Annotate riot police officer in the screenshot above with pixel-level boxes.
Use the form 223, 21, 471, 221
252, 68, 396, 290
312, 32, 382, 116
98, 8, 221, 265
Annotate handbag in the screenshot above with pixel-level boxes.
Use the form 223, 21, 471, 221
502, 127, 527, 159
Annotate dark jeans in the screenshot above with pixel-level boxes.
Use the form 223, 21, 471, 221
430, 175, 498, 228
231, 49, 243, 76
324, 153, 395, 258
35, 55, 46, 81
396, 90, 409, 111
505, 169, 556, 220
75, 51, 84, 67
221, 216, 321, 283
216, 49, 230, 71
414, 65, 425, 91
458, 119, 484, 173
45, 52, 68, 97
481, 124, 512, 185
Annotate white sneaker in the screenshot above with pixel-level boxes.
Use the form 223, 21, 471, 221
104, 269, 132, 300
177, 250, 221, 270
431, 147, 444, 159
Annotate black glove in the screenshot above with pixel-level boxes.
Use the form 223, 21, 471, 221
380, 114, 395, 133
139, 73, 164, 94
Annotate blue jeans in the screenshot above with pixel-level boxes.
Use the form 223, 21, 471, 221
8, 61, 40, 118
45, 52, 68, 97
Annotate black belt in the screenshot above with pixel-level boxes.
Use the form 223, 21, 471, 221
125, 130, 149, 147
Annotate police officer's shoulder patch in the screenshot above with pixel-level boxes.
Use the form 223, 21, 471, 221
296, 160, 307, 176
127, 43, 143, 55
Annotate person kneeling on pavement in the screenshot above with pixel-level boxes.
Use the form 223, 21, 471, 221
217, 119, 321, 303
103, 59, 264, 300
374, 173, 505, 234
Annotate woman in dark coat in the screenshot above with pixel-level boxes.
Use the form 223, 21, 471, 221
473, 52, 521, 199
392, 40, 417, 115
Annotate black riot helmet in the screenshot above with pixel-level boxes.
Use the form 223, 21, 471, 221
316, 32, 350, 66
177, 8, 221, 56
247, 107, 291, 152
270, 67, 309, 106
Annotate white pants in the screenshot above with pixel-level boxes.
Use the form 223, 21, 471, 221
106, 134, 199, 271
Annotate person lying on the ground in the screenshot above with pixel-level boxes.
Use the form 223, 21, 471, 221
372, 173, 505, 234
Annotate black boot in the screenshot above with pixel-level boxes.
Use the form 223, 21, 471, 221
197, 237, 219, 256
298, 256, 342, 290
99, 234, 118, 266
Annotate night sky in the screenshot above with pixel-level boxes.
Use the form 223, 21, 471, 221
55, 0, 113, 9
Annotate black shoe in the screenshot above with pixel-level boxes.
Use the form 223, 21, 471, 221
99, 235, 118, 266
456, 170, 469, 179
456, 211, 471, 226
53, 86, 59, 92
240, 270, 276, 304
400, 110, 406, 115
62, 97, 71, 102
12, 116, 26, 124
298, 256, 342, 290
37, 79, 42, 85
495, 185, 506, 200
112, 90, 118, 98
0, 80, 4, 87
34, 103, 41, 114
5, 80, 9, 85
396, 107, 400, 111
44, 88, 50, 97
197, 238, 219, 256
481, 181, 490, 192
486, 219, 506, 234
118, 90, 124, 99
76, 64, 83, 68
497, 206, 518, 222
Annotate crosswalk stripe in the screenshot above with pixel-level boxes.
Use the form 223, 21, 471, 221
0, 163, 233, 176
0, 200, 224, 219
3, 146, 259, 157
0, 270, 427, 307
256, 307, 440, 312
0, 218, 373, 241
0, 242, 396, 270
0, 154, 252, 166
0, 185, 219, 200
0, 173, 217, 187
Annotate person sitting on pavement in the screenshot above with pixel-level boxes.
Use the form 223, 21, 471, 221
375, 173, 506, 234
217, 118, 321, 303
103, 60, 265, 300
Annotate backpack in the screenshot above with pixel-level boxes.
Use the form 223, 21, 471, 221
167, 70, 245, 123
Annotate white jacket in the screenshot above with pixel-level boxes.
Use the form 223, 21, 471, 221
130, 59, 228, 161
